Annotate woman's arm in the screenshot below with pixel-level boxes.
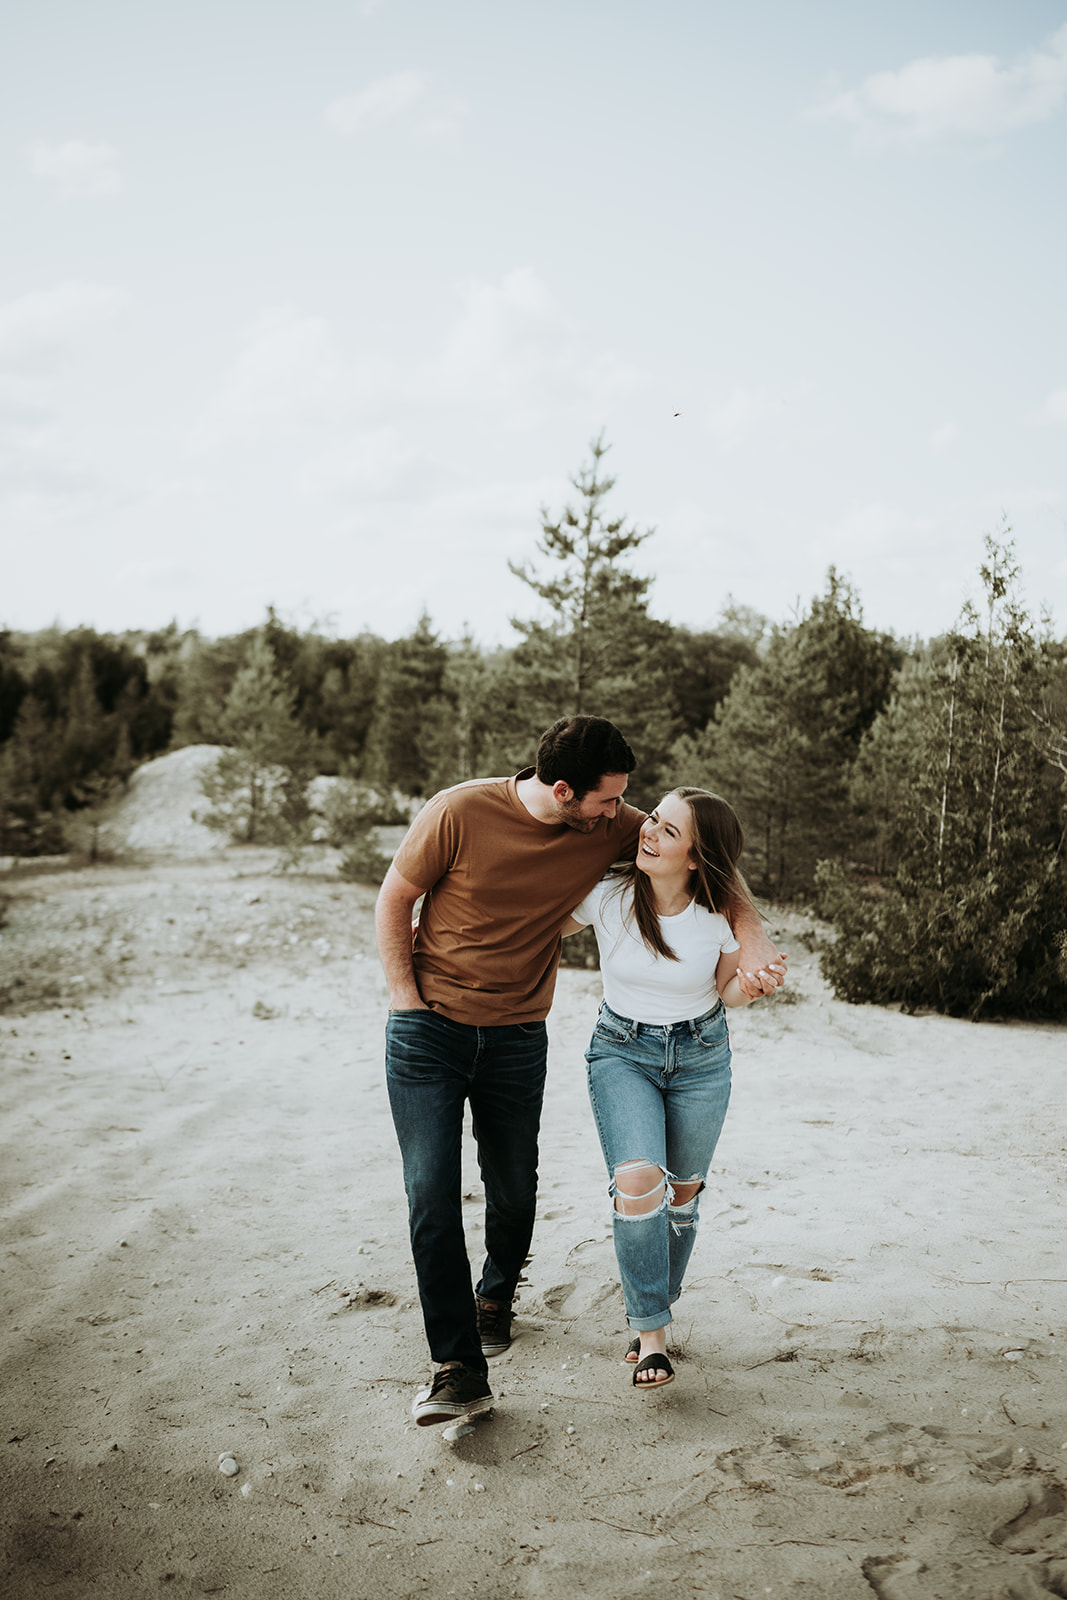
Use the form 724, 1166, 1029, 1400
559, 915, 585, 937
715, 946, 755, 1009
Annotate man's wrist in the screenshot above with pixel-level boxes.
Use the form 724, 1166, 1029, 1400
389, 988, 426, 1010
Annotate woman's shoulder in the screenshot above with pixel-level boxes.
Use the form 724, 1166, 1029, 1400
691, 900, 738, 939
596, 869, 632, 902
573, 870, 630, 923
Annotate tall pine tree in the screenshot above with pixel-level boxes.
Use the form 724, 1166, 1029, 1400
668, 571, 899, 897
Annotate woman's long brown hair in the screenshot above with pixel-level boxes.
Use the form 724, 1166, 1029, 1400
607, 787, 760, 960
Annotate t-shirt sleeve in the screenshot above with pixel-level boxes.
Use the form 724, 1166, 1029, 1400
720, 920, 740, 954
392, 792, 454, 890
569, 876, 608, 928
616, 804, 645, 860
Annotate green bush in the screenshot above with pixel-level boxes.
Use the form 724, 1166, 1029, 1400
319, 779, 409, 843
336, 830, 391, 886
815, 860, 1067, 1020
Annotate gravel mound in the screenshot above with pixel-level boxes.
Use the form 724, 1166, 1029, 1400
100, 745, 229, 858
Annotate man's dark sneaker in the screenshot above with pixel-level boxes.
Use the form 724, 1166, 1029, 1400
476, 1295, 514, 1358
411, 1364, 494, 1427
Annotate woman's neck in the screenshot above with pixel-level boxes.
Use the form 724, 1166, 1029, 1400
649, 873, 693, 918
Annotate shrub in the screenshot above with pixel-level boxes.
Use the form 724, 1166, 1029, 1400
337, 831, 391, 886
815, 860, 1067, 1020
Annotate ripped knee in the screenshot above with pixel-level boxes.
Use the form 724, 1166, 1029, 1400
670, 1177, 705, 1207
611, 1159, 666, 1218
667, 1174, 705, 1230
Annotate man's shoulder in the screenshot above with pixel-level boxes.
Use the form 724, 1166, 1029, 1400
405, 776, 517, 836
608, 801, 646, 845
432, 775, 514, 810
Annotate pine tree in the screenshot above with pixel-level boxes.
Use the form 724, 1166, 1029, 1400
197, 635, 316, 845
509, 433, 657, 721
669, 571, 899, 897
818, 534, 1067, 1018
361, 613, 449, 797
0, 696, 65, 854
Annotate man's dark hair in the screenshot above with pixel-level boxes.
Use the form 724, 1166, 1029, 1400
535, 716, 636, 800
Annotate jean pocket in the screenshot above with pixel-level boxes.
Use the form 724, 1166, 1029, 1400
694, 1011, 728, 1048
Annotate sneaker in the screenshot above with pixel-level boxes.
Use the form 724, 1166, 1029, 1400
411, 1364, 494, 1427
476, 1295, 514, 1358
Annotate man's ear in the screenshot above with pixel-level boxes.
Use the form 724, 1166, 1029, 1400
551, 779, 574, 804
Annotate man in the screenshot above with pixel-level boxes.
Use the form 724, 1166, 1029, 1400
375, 716, 784, 1425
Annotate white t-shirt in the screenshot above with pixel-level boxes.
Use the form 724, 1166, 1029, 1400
570, 874, 740, 1025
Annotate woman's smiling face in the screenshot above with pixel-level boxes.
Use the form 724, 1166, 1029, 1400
637, 793, 696, 878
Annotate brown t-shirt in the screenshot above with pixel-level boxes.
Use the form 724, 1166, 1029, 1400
393, 769, 645, 1026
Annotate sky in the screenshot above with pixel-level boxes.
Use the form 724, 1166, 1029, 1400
2, 0, 1066, 649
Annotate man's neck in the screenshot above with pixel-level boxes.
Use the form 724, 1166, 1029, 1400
515, 773, 564, 825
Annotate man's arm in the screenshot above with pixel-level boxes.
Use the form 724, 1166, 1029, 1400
729, 879, 787, 998
375, 863, 431, 1010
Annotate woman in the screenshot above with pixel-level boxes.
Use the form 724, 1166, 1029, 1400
562, 787, 772, 1390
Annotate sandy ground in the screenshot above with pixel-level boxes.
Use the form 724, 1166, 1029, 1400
2, 841, 1067, 1600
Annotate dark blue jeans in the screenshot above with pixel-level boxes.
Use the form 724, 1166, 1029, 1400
385, 1007, 549, 1375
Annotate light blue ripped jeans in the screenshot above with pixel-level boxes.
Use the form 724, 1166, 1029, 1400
584, 1000, 732, 1332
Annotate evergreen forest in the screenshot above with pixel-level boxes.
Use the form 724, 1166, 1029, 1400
3, 439, 1066, 1020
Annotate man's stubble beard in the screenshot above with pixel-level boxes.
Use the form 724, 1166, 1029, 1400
555, 800, 602, 834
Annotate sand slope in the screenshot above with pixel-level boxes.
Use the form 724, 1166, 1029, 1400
2, 857, 1066, 1600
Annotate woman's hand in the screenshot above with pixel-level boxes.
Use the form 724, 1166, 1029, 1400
718, 946, 787, 1005
735, 960, 787, 1001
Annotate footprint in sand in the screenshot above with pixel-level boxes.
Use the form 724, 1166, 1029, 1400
861, 1554, 926, 1600
990, 1479, 1067, 1555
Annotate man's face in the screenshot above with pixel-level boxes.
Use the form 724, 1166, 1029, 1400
553, 772, 630, 834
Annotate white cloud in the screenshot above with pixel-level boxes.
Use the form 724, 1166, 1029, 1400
413, 267, 640, 422
29, 139, 121, 197
1030, 387, 1067, 425
931, 421, 960, 452
810, 22, 1067, 143
293, 426, 418, 502
413, 102, 471, 143
829, 501, 933, 544
192, 306, 368, 452
0, 282, 128, 373
118, 559, 200, 593
705, 388, 784, 453
324, 71, 426, 134
192, 272, 638, 502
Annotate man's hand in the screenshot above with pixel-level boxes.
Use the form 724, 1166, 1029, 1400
734, 921, 788, 1001
735, 959, 787, 1001
729, 892, 788, 1001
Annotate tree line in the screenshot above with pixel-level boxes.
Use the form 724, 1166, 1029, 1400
2, 437, 1065, 1018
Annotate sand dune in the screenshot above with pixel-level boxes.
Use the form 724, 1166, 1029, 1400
2, 852, 1066, 1600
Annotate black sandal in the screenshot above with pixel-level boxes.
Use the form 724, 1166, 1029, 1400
623, 1337, 641, 1364
632, 1352, 674, 1389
